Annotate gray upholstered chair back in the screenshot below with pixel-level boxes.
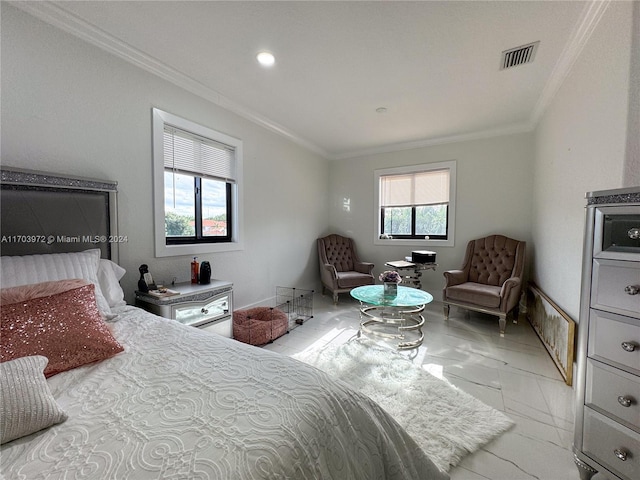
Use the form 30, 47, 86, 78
467, 235, 524, 287
320, 234, 355, 272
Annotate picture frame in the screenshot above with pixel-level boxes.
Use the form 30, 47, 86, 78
526, 283, 576, 386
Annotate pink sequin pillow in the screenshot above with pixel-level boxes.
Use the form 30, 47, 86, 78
0, 284, 124, 377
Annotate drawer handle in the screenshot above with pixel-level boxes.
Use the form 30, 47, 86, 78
618, 395, 633, 407
624, 285, 639, 295
614, 449, 628, 461
201, 308, 209, 315
621, 341, 637, 352
629, 227, 640, 240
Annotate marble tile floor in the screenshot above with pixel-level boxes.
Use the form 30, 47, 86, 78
262, 293, 581, 480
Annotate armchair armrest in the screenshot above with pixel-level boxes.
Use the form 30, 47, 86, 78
443, 269, 466, 287
354, 261, 374, 275
323, 263, 338, 279
499, 277, 522, 311
320, 263, 339, 291
500, 276, 522, 295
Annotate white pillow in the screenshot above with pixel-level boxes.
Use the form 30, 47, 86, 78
0, 356, 68, 444
0, 249, 113, 317
98, 259, 126, 309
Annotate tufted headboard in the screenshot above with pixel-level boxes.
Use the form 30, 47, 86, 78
0, 168, 119, 262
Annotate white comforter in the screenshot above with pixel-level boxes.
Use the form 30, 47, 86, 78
1, 306, 447, 480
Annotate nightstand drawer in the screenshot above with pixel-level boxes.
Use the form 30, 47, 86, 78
199, 317, 232, 337
172, 293, 230, 328
588, 310, 640, 375
591, 259, 640, 319
583, 408, 640, 480
586, 359, 640, 430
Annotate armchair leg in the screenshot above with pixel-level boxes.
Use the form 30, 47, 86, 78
512, 305, 519, 324
498, 315, 507, 337
333, 292, 338, 304
443, 304, 450, 321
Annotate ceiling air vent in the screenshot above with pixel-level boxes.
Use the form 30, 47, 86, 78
500, 41, 539, 70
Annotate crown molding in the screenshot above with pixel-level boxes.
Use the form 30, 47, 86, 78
530, 0, 611, 125
330, 122, 534, 160
10, 1, 330, 159
11, 0, 609, 162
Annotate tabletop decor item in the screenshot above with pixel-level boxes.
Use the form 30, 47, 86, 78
379, 270, 401, 297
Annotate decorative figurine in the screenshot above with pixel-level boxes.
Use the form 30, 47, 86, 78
138, 264, 152, 292
199, 261, 211, 284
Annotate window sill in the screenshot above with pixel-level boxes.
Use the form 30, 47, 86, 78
155, 240, 244, 258
373, 237, 454, 247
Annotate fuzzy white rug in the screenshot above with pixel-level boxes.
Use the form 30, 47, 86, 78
294, 339, 514, 473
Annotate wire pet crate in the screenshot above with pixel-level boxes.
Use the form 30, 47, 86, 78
276, 287, 314, 330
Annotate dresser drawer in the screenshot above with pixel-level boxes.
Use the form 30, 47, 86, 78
589, 310, 640, 375
583, 408, 640, 480
586, 359, 640, 430
591, 259, 640, 318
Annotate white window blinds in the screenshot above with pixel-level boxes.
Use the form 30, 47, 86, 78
380, 169, 450, 207
164, 125, 236, 182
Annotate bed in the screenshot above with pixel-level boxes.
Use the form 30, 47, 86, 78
0, 168, 448, 479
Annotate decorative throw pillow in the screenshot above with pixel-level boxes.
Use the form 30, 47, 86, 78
0, 249, 114, 318
0, 355, 68, 444
0, 284, 124, 377
0, 279, 90, 305
97, 259, 127, 309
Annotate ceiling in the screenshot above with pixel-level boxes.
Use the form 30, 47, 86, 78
15, 1, 604, 159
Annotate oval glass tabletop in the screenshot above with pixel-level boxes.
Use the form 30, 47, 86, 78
350, 285, 433, 307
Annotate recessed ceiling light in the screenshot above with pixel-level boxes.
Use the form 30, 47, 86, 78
256, 51, 275, 67
376, 107, 388, 113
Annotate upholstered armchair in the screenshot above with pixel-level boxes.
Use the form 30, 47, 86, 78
443, 234, 526, 336
317, 234, 375, 303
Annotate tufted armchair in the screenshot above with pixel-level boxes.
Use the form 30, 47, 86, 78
443, 234, 526, 336
317, 234, 375, 303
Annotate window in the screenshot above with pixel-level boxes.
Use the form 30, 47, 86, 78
374, 160, 456, 247
153, 109, 243, 257
163, 126, 233, 243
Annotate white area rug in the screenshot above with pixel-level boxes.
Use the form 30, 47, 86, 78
294, 339, 514, 472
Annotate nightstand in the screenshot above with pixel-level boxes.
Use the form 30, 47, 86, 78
135, 280, 233, 337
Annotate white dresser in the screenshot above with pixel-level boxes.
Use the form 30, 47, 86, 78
574, 187, 640, 480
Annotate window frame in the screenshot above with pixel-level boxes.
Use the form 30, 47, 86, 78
164, 175, 233, 245
380, 204, 449, 240
374, 160, 456, 247
152, 108, 244, 257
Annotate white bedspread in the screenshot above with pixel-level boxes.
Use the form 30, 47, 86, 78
1, 306, 447, 479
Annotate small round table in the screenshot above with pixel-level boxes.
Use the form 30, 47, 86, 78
350, 285, 433, 349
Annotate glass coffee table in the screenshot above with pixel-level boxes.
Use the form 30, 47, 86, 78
350, 285, 433, 349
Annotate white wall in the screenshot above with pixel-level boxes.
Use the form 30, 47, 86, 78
3, 2, 636, 318
328, 133, 535, 300
624, 0, 640, 187
531, 0, 636, 321
1, 4, 329, 308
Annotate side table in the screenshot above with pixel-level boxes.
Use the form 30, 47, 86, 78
135, 280, 233, 337
385, 259, 437, 289
350, 285, 433, 349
